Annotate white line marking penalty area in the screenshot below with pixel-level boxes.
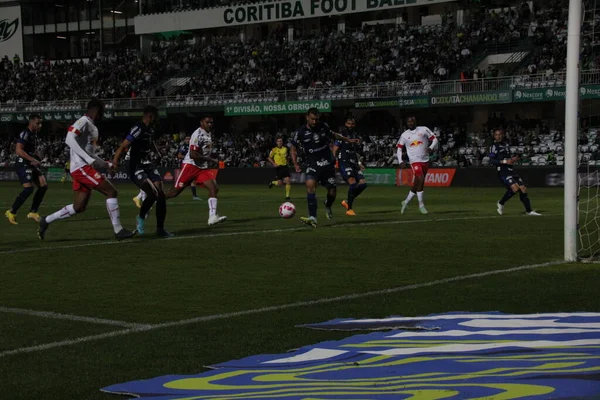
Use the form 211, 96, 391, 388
0, 259, 565, 358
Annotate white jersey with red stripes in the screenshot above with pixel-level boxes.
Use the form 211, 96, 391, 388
68, 116, 98, 172
182, 127, 212, 169
397, 126, 436, 164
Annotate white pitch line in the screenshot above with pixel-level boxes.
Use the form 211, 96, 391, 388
0, 259, 566, 358
0, 306, 151, 329
0, 213, 558, 256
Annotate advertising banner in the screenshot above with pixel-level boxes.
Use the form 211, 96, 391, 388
136, 0, 454, 34
430, 91, 512, 106
397, 167, 456, 187
224, 101, 332, 116
354, 96, 429, 109
513, 87, 565, 102
0, 6, 23, 61
362, 168, 396, 185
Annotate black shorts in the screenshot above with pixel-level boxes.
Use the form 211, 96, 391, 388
130, 166, 162, 188
305, 164, 336, 189
16, 166, 44, 185
499, 173, 524, 189
339, 162, 365, 182
275, 166, 290, 180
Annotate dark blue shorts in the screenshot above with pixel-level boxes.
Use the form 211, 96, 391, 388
306, 164, 336, 189
499, 173, 524, 189
16, 166, 44, 185
339, 162, 365, 182
130, 166, 162, 188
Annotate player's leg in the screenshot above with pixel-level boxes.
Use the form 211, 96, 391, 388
38, 189, 90, 240
343, 176, 357, 214
402, 163, 425, 214
202, 177, 227, 225
518, 182, 541, 216
148, 179, 172, 237
133, 188, 146, 208
5, 168, 35, 224
94, 179, 135, 239
497, 176, 519, 215
166, 163, 195, 200
323, 168, 337, 220
284, 176, 291, 200
414, 171, 427, 215
301, 177, 319, 227
28, 172, 48, 222
191, 182, 200, 200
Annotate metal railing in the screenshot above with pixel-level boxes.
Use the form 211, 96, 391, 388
1, 69, 599, 113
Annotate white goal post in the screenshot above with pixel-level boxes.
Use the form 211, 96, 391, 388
564, 0, 582, 261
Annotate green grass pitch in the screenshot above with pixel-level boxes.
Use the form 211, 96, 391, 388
0, 181, 598, 399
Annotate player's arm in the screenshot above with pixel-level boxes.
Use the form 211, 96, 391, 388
65, 128, 105, 169
396, 136, 405, 166
189, 135, 217, 165
331, 131, 360, 144
15, 142, 40, 166
427, 131, 439, 152
290, 144, 302, 173
112, 138, 132, 169
267, 149, 278, 167
332, 140, 341, 158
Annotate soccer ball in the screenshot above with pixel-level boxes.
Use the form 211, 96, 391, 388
279, 202, 296, 219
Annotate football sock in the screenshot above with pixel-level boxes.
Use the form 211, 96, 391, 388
156, 194, 167, 230
347, 183, 357, 209
325, 192, 336, 208
354, 183, 367, 198
30, 186, 48, 213
307, 193, 317, 218
271, 180, 281, 186
285, 183, 291, 198
499, 190, 515, 205
191, 186, 197, 198
140, 196, 156, 219
405, 190, 416, 204
137, 190, 146, 201
417, 191, 425, 207
46, 204, 76, 224
106, 198, 123, 234
10, 186, 33, 213
519, 191, 532, 213
209, 197, 218, 216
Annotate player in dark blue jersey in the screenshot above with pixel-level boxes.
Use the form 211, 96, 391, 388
5, 114, 48, 225
177, 136, 200, 200
333, 116, 367, 216
489, 129, 541, 216
290, 108, 360, 227
112, 105, 173, 237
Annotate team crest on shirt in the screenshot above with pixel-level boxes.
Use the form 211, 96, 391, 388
410, 140, 424, 147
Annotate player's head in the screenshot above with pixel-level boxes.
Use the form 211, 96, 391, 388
276, 135, 284, 148
493, 129, 505, 142
345, 116, 356, 131
200, 114, 214, 132
28, 114, 42, 133
306, 108, 320, 128
406, 116, 416, 130
86, 98, 105, 122
143, 105, 159, 126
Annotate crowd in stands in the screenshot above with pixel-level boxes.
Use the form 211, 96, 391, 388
0, 116, 580, 170
4, 0, 593, 104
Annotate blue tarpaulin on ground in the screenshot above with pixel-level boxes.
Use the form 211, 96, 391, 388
102, 312, 600, 399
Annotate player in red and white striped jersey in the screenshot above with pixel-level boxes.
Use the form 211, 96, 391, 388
38, 99, 135, 240
396, 116, 438, 215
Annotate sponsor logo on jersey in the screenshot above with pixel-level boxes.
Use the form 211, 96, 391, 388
409, 140, 424, 147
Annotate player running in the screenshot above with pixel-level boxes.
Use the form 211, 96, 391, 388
333, 116, 367, 216
397, 116, 438, 215
267, 135, 292, 200
112, 105, 173, 237
38, 99, 135, 240
177, 135, 201, 200
290, 108, 360, 227
489, 129, 541, 216
5, 114, 48, 224
165, 115, 227, 226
